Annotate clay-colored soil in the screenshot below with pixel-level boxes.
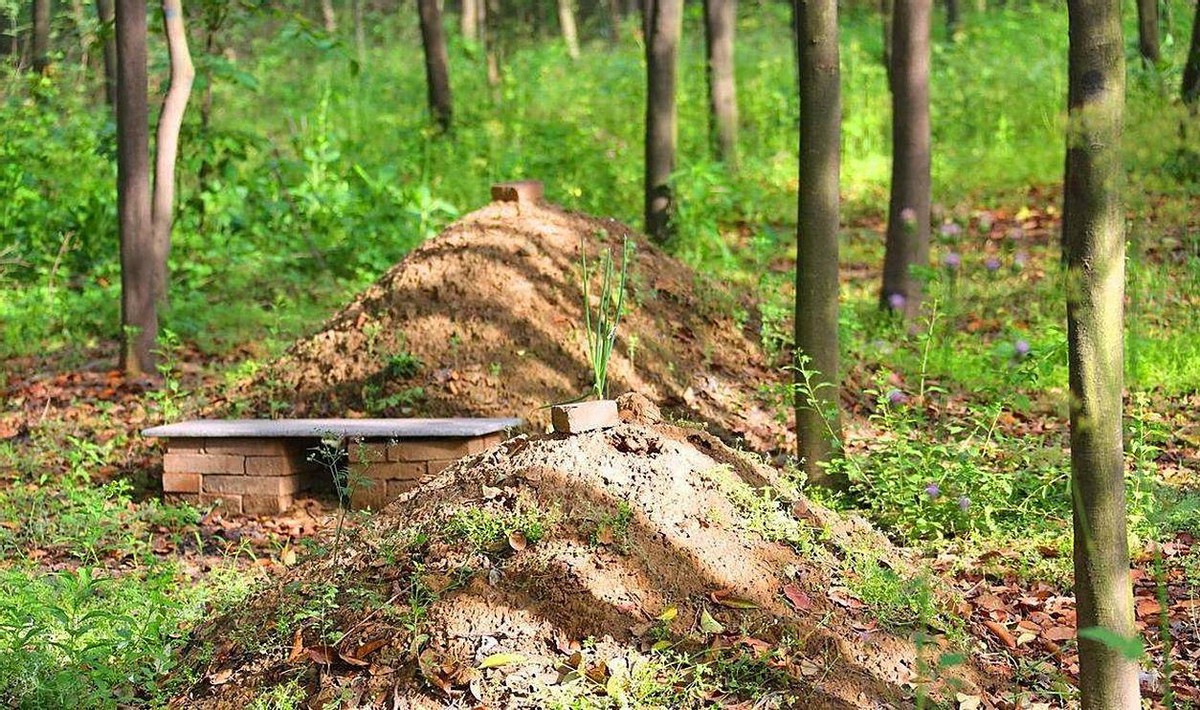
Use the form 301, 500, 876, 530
174, 396, 999, 708
231, 199, 792, 453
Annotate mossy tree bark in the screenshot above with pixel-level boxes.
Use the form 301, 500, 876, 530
880, 0, 931, 316
115, 0, 157, 375
703, 0, 737, 166
643, 0, 682, 243
1183, 1, 1200, 107
1136, 0, 1159, 65
794, 0, 842, 486
1064, 1, 1141, 707
418, 0, 453, 131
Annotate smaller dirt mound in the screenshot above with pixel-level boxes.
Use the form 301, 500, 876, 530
175, 395, 1001, 708
233, 199, 792, 453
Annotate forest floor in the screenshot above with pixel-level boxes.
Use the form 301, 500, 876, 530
2, 195, 1198, 707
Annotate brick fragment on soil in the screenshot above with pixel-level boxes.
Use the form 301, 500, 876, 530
551, 400, 620, 434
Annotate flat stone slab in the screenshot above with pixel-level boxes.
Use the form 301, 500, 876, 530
143, 418, 523, 440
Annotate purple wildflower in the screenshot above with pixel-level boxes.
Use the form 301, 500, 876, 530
1007, 227, 1025, 241
958, 496, 971, 511
925, 483, 941, 499
985, 257, 1001, 272
939, 222, 962, 239
943, 252, 961, 270
1014, 339, 1031, 358
1013, 251, 1029, 270
886, 389, 907, 405
887, 292, 907, 311
900, 207, 917, 225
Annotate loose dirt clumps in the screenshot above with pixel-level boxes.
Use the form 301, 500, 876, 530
233, 198, 792, 453
174, 395, 1001, 708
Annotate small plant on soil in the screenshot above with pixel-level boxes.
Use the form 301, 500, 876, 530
580, 236, 632, 399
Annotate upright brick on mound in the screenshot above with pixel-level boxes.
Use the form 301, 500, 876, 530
144, 418, 519, 514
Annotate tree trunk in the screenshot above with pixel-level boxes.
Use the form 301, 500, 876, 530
352, 0, 366, 63
115, 0, 156, 375
1136, 0, 1159, 65
945, 0, 958, 38
418, 0, 452, 130
151, 0, 195, 303
643, 0, 682, 243
461, 0, 477, 40
32, 0, 51, 74
794, 0, 842, 486
881, 0, 893, 91
1064, 1, 1140, 707
96, 0, 116, 105
321, 0, 337, 32
703, 0, 737, 166
880, 0, 931, 315
607, 0, 621, 45
1183, 1, 1200, 107
557, 0, 580, 59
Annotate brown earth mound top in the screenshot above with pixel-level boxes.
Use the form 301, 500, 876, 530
233, 195, 792, 453
175, 395, 1002, 708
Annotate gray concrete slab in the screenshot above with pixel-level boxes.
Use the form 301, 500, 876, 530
143, 418, 523, 439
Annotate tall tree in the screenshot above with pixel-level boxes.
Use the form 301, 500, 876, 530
1136, 0, 1159, 65
794, 0, 841, 486
1064, 1, 1141, 707
151, 0, 195, 301
1184, 1, 1200, 107
945, 0, 958, 38
880, 0, 931, 314
417, 0, 452, 130
643, 0, 682, 242
96, 0, 116, 104
115, 0, 156, 375
32, 0, 50, 73
703, 0, 737, 166
320, 0, 337, 32
461, 0, 478, 40
557, 0, 580, 59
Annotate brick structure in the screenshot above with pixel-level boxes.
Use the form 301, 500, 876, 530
143, 418, 520, 515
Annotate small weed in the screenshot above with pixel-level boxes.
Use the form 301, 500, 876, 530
444, 505, 552, 554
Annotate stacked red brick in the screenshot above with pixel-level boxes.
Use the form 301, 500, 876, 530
347, 434, 502, 509
161, 438, 318, 514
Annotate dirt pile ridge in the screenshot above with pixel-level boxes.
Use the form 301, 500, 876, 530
175, 395, 1004, 708
233, 198, 792, 453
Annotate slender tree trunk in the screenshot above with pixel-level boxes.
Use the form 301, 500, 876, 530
794, 0, 842, 486
1136, 0, 1160, 65
945, 0, 958, 38
703, 0, 737, 166
70, 0, 88, 69
96, 0, 116, 105
881, 0, 893, 91
151, 0, 194, 303
321, 0, 337, 32
557, 0, 580, 59
1064, 1, 1140, 707
352, 0, 365, 63
1183, 1, 1200, 107
607, 0, 621, 45
461, 0, 477, 40
32, 0, 51, 73
115, 0, 156, 375
643, 0, 682, 242
418, 0, 452, 130
880, 0, 931, 314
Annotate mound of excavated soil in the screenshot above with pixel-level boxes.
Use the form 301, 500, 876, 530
175, 396, 1002, 708
233, 199, 792, 453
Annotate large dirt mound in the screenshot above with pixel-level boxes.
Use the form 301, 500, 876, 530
235, 199, 792, 453
174, 396, 1002, 708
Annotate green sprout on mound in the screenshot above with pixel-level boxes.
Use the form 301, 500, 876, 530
581, 235, 632, 400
